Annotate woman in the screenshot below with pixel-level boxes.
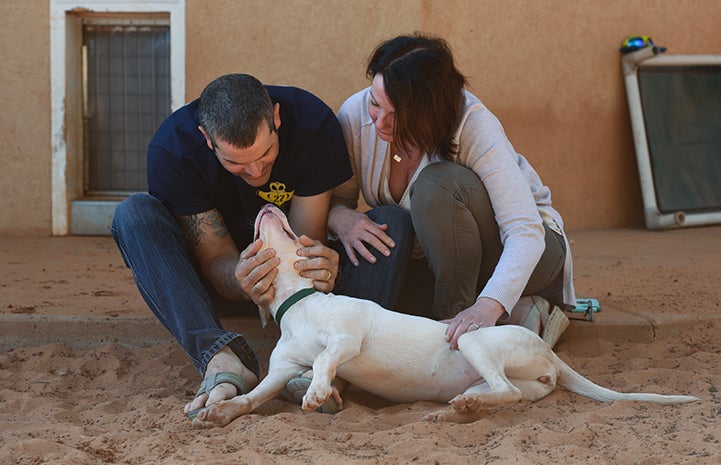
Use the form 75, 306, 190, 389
329, 33, 576, 348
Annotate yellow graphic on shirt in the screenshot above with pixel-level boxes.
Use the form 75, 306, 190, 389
257, 182, 294, 207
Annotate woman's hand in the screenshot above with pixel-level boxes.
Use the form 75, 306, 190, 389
443, 297, 506, 350
295, 235, 340, 293
329, 208, 395, 266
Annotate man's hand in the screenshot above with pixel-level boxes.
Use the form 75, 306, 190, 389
235, 239, 280, 307
295, 235, 339, 293
328, 208, 395, 266
443, 297, 506, 350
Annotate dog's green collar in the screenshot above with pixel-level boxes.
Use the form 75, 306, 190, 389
274, 288, 318, 325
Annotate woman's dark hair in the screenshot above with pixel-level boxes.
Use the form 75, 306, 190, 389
366, 33, 467, 160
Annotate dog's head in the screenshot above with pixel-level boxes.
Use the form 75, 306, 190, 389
253, 204, 310, 325
254, 204, 302, 256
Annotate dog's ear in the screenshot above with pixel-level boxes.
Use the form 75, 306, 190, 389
257, 304, 271, 328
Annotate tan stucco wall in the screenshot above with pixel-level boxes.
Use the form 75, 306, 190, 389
421, 0, 721, 230
2, 0, 721, 235
0, 1, 51, 235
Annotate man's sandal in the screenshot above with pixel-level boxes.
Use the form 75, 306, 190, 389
186, 372, 250, 419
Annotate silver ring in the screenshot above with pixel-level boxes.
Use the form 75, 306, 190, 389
468, 323, 480, 331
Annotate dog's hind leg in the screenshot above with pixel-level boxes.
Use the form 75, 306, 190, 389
446, 330, 557, 417
424, 362, 521, 423
448, 371, 523, 414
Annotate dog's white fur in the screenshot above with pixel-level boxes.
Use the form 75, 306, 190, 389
192, 205, 698, 428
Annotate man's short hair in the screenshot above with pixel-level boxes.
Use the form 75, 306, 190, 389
198, 73, 275, 148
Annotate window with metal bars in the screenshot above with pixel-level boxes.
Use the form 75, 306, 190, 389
82, 17, 171, 195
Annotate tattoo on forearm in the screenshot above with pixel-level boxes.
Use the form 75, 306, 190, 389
177, 210, 229, 247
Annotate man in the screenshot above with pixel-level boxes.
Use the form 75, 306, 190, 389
111, 74, 352, 418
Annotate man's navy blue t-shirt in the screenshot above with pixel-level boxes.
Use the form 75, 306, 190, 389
147, 85, 352, 249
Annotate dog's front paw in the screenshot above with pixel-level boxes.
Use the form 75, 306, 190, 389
302, 386, 333, 411
191, 396, 253, 429
191, 402, 233, 429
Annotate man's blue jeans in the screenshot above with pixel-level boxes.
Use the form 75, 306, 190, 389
110, 193, 259, 377
331, 205, 417, 309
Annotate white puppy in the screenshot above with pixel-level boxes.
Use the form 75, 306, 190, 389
192, 205, 698, 428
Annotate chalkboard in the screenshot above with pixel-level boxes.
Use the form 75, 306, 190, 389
623, 48, 721, 229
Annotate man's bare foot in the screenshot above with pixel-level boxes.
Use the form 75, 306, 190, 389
183, 346, 258, 416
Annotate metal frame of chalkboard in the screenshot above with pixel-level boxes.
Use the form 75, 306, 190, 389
622, 46, 721, 229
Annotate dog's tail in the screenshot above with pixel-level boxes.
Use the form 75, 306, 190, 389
554, 354, 699, 405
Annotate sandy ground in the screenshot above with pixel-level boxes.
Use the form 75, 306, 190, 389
1, 227, 721, 464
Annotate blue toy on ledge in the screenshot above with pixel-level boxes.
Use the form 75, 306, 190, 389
620, 35, 667, 54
